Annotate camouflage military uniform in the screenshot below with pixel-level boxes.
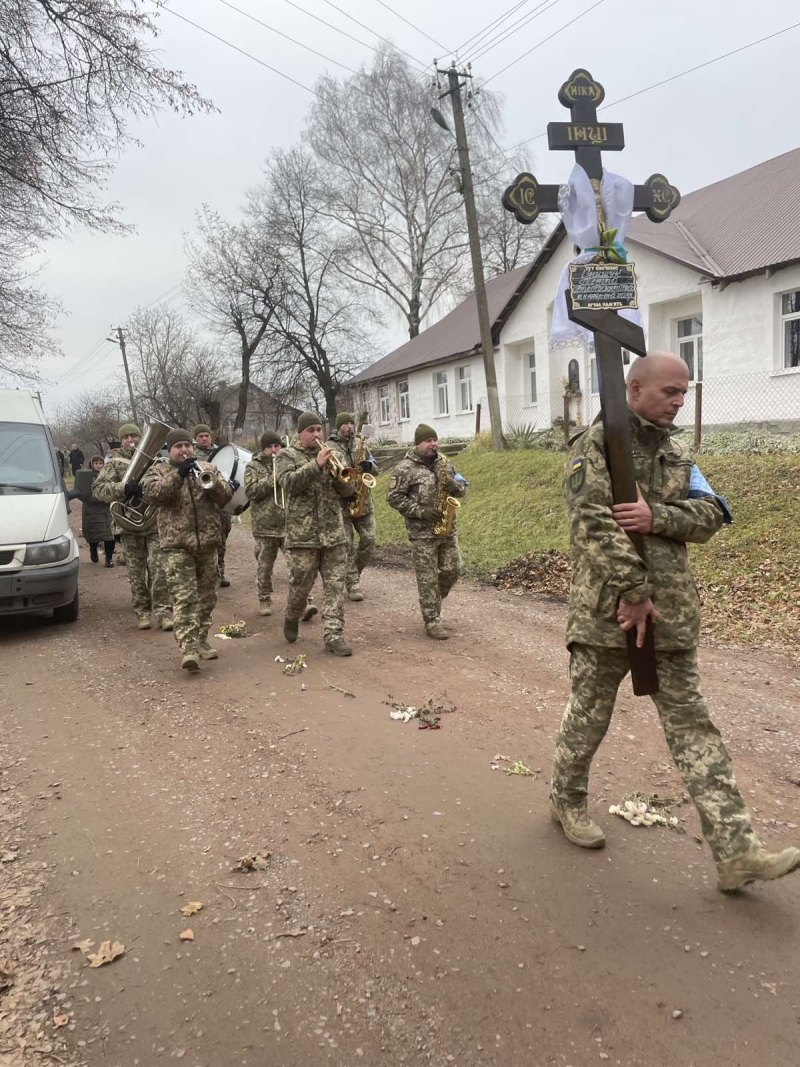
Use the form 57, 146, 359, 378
274, 441, 355, 640
386, 449, 467, 625
141, 460, 233, 655
552, 409, 760, 862
327, 431, 378, 592
92, 449, 171, 623
244, 451, 286, 601
195, 443, 232, 580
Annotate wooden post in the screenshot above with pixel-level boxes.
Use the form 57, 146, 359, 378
474, 401, 482, 437
694, 381, 703, 452
563, 393, 571, 445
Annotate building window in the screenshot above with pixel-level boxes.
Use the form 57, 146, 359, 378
378, 384, 390, 424
457, 365, 473, 412
590, 357, 599, 395
527, 351, 537, 403
782, 291, 800, 368
677, 315, 703, 381
397, 380, 410, 420
434, 371, 449, 416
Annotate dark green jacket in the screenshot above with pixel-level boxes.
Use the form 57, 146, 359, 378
565, 409, 724, 651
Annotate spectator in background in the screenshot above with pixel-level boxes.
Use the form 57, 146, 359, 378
105, 439, 121, 463
70, 443, 85, 475
68, 456, 116, 567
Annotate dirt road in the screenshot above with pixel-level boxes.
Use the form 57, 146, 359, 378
2, 521, 800, 1067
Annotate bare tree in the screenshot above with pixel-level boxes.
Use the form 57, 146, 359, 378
474, 151, 550, 279
246, 148, 375, 422
0, 0, 214, 379
54, 387, 129, 456
184, 207, 282, 434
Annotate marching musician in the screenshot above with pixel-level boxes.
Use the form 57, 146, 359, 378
244, 430, 317, 624
92, 422, 172, 631
274, 412, 356, 657
327, 413, 378, 602
193, 424, 232, 588
387, 424, 467, 640
142, 429, 234, 672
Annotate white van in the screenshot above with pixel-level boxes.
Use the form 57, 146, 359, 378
0, 389, 80, 622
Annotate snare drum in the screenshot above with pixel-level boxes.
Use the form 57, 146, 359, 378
208, 443, 252, 515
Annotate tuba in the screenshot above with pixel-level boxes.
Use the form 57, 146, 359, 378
348, 435, 376, 519
432, 452, 460, 537
109, 417, 171, 533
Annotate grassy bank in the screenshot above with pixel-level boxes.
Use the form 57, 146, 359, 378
372, 448, 800, 647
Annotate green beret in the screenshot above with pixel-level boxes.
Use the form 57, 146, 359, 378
118, 422, 141, 439
297, 411, 322, 432
336, 412, 355, 429
260, 430, 282, 449
193, 424, 212, 437
414, 423, 437, 445
166, 428, 192, 449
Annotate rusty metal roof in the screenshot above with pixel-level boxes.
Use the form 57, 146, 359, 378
628, 147, 800, 279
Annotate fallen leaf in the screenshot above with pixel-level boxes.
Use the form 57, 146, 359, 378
179, 929, 194, 941
87, 940, 125, 968
233, 851, 271, 872
72, 939, 95, 955
180, 901, 203, 917
53, 1012, 69, 1028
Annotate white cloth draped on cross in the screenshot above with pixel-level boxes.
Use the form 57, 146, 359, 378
550, 163, 644, 346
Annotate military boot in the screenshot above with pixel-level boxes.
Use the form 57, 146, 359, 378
259, 598, 272, 617
348, 586, 364, 602
181, 650, 200, 672
137, 615, 151, 630
425, 621, 449, 640
284, 616, 299, 643
159, 617, 174, 632
219, 575, 231, 588
198, 642, 219, 661
550, 798, 606, 849
717, 845, 800, 893
325, 636, 353, 657
301, 602, 318, 622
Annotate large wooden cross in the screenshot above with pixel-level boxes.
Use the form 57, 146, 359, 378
502, 69, 682, 696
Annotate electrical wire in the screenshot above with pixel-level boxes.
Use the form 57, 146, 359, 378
213, 0, 360, 74
454, 0, 532, 57
279, 0, 386, 59
369, 0, 451, 54
317, 0, 427, 71
161, 6, 318, 95
466, 0, 566, 64
482, 0, 605, 85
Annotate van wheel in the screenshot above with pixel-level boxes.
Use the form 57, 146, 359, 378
53, 589, 79, 624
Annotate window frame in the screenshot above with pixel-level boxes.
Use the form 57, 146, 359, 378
434, 370, 449, 417
526, 350, 537, 404
397, 380, 410, 421
378, 384, 391, 425
781, 290, 800, 369
675, 315, 703, 382
457, 364, 473, 413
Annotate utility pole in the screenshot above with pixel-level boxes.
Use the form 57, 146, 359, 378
439, 64, 504, 451
107, 326, 138, 425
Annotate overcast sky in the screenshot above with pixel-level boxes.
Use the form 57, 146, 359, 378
34, 0, 800, 413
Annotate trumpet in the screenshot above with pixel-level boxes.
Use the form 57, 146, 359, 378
191, 462, 215, 489
315, 441, 355, 483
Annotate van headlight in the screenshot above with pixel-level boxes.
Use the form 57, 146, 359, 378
24, 534, 71, 565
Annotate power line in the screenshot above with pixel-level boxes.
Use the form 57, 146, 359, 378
279, 0, 386, 59
162, 6, 317, 95
369, 0, 451, 54
317, 0, 427, 72
505, 19, 800, 151
465, 0, 564, 64
483, 0, 605, 85
454, 0, 532, 57
214, 0, 360, 74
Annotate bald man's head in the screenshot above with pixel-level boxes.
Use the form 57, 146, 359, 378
627, 351, 689, 428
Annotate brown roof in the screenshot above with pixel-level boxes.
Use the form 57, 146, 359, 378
349, 224, 565, 385
627, 147, 800, 279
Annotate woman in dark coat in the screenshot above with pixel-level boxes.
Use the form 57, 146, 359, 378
69, 455, 115, 566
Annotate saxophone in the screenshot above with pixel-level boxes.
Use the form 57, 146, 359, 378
432, 453, 460, 536
348, 435, 376, 519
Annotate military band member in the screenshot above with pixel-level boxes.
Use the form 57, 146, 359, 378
244, 430, 317, 622
387, 424, 467, 640
92, 422, 172, 630
193, 424, 232, 588
327, 413, 378, 601
142, 429, 234, 671
274, 412, 356, 657
551, 351, 800, 892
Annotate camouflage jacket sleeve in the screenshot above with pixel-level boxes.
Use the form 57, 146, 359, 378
244, 458, 274, 502
141, 461, 182, 505
203, 462, 234, 509
386, 460, 425, 520
567, 439, 652, 604
443, 460, 467, 499
275, 449, 323, 494
650, 497, 724, 544
91, 459, 127, 504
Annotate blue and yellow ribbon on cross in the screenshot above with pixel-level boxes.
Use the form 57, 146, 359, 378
585, 227, 628, 264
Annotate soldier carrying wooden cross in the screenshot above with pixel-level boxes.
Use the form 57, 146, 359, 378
502, 69, 800, 892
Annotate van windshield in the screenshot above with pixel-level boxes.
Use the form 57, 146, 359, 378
0, 423, 59, 493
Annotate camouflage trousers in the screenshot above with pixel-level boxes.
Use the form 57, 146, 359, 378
218, 512, 232, 578
410, 538, 462, 624
342, 510, 376, 590
253, 536, 282, 601
121, 532, 171, 622
551, 644, 760, 862
285, 545, 347, 640
162, 548, 219, 653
